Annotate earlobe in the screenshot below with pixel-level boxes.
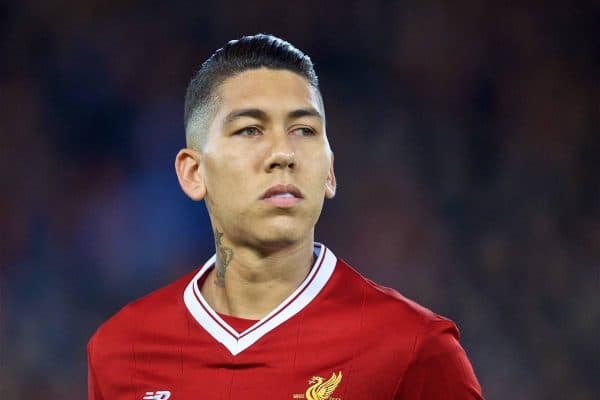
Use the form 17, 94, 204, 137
175, 149, 206, 201
325, 157, 337, 199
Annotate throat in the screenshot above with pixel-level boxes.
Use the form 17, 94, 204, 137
199, 242, 317, 320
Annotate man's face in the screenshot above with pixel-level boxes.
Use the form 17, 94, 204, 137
196, 68, 335, 248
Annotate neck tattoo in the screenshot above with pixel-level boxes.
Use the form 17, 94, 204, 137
214, 228, 234, 287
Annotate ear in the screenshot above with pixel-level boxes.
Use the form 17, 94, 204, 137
175, 148, 206, 201
325, 154, 337, 199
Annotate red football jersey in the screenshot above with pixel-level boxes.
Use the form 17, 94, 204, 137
88, 243, 483, 399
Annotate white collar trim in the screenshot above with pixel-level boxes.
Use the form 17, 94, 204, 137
183, 243, 337, 356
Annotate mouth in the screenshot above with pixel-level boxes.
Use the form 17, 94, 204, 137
261, 184, 303, 208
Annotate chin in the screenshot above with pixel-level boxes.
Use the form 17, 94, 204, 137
253, 221, 310, 247
261, 228, 304, 245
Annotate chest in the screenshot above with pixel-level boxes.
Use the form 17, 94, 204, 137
103, 322, 408, 400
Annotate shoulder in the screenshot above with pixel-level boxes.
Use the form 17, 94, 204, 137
88, 268, 197, 359
333, 258, 455, 333
332, 259, 483, 398
328, 258, 465, 360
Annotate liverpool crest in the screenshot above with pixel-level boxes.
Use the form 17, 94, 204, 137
302, 371, 342, 400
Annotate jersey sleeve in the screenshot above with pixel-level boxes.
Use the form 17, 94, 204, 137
87, 334, 105, 400
395, 319, 484, 399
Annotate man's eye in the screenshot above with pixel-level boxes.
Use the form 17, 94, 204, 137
292, 127, 316, 136
236, 127, 261, 136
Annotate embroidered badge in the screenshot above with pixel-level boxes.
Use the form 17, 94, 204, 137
293, 371, 342, 400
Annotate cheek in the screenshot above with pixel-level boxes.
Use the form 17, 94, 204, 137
203, 155, 257, 207
302, 160, 331, 197
308, 151, 331, 180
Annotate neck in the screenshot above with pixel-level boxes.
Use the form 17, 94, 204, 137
200, 231, 316, 320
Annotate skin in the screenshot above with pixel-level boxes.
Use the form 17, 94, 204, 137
175, 68, 336, 319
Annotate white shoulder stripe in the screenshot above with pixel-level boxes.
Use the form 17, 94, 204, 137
183, 243, 337, 355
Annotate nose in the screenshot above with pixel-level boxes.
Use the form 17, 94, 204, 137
264, 135, 296, 172
265, 150, 295, 171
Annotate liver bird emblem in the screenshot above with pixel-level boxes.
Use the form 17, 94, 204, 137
305, 371, 342, 400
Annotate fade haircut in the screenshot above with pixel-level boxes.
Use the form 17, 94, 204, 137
184, 33, 322, 150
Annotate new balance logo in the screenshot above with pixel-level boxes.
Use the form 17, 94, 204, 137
143, 391, 171, 400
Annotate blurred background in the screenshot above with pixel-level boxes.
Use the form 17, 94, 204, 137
1, 1, 598, 399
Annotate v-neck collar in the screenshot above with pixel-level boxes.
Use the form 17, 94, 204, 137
183, 243, 337, 355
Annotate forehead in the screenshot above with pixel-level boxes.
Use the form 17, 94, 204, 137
214, 68, 322, 116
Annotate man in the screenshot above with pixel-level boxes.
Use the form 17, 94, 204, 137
88, 34, 484, 400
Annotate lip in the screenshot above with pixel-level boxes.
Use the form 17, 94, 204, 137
261, 184, 303, 208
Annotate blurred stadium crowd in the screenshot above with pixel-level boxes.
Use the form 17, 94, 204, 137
1, 1, 598, 399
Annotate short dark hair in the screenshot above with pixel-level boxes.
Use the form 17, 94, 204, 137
184, 33, 321, 149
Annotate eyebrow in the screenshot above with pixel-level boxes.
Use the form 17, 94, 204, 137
222, 107, 323, 125
287, 108, 323, 121
223, 109, 268, 125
